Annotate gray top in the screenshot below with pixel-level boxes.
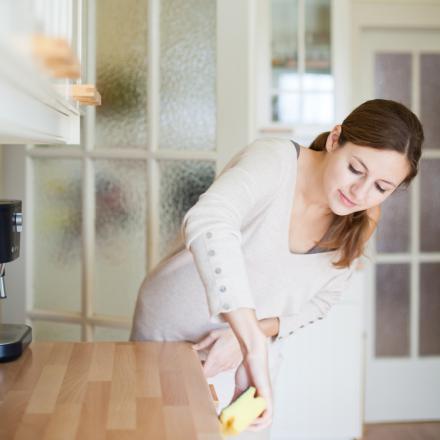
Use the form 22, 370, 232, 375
290, 140, 332, 254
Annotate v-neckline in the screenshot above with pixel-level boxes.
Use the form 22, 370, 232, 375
287, 142, 336, 256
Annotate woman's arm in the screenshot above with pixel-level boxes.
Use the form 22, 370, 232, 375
182, 139, 290, 431
219, 308, 269, 353
275, 266, 356, 341
182, 138, 289, 320
220, 308, 274, 431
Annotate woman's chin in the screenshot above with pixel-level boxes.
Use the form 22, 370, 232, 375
334, 206, 366, 216
329, 201, 355, 216
333, 208, 349, 216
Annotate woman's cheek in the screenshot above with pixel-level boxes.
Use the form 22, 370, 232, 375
365, 192, 386, 210
333, 168, 353, 190
376, 192, 390, 205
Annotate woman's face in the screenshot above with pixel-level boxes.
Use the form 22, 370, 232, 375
322, 140, 411, 216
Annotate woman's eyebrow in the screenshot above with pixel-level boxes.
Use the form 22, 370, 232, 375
353, 156, 397, 187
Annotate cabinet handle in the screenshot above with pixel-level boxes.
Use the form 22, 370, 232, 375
209, 383, 219, 409
71, 84, 102, 106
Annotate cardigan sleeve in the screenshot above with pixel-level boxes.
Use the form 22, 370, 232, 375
274, 263, 357, 341
180, 138, 289, 322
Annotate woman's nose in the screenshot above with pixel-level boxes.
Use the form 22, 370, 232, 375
350, 181, 369, 204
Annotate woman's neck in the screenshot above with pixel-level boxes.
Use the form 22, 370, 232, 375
296, 147, 333, 218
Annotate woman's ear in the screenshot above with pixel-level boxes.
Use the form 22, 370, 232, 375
325, 125, 342, 153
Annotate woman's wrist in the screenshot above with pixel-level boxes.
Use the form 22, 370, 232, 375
240, 330, 267, 354
220, 308, 266, 354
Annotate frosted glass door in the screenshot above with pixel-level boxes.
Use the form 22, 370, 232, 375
2, 0, 256, 346
22, 0, 217, 342
359, 28, 440, 422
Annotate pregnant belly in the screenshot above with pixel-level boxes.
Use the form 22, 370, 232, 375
130, 265, 225, 342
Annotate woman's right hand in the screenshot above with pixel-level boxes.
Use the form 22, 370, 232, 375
219, 308, 274, 431
231, 336, 273, 432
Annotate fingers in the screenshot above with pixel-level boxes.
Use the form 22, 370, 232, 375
194, 329, 244, 378
202, 356, 234, 378
231, 364, 250, 401
247, 420, 272, 432
203, 355, 222, 377
246, 418, 272, 432
247, 407, 273, 431
201, 342, 228, 378
235, 352, 274, 432
227, 359, 274, 433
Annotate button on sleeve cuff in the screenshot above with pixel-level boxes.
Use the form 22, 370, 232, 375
188, 232, 256, 319
274, 264, 355, 340
274, 278, 351, 341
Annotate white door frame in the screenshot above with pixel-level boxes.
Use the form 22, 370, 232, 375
351, 0, 440, 423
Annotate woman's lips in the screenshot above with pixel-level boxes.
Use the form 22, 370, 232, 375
338, 190, 356, 207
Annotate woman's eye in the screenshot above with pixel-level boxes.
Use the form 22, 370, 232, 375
349, 164, 386, 193
375, 183, 386, 193
348, 164, 362, 175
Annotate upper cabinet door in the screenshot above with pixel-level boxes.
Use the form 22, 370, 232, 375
0, 0, 84, 144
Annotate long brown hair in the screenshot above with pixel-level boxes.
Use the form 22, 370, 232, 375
311, 99, 424, 269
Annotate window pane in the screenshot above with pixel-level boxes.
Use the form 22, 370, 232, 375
375, 264, 410, 357
159, 160, 216, 258
94, 160, 148, 318
33, 159, 82, 312
273, 70, 300, 92
271, 0, 298, 90
374, 53, 412, 107
305, 0, 331, 75
419, 263, 440, 356
420, 54, 440, 150
303, 73, 333, 91
272, 92, 301, 124
302, 91, 333, 124
420, 159, 440, 252
375, 188, 411, 253
95, 0, 149, 149
159, 0, 216, 150
94, 326, 130, 341
32, 321, 81, 342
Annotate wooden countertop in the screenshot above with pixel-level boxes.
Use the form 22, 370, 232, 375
0, 341, 223, 439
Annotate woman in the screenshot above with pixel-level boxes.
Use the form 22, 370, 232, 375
130, 99, 423, 437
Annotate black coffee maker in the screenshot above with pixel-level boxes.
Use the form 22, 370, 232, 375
0, 200, 32, 362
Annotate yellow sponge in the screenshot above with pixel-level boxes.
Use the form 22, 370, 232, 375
219, 386, 267, 436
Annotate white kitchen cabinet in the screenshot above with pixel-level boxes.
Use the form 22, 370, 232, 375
271, 269, 364, 440
0, 0, 82, 144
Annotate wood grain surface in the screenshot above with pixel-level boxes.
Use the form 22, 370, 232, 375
0, 341, 223, 439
